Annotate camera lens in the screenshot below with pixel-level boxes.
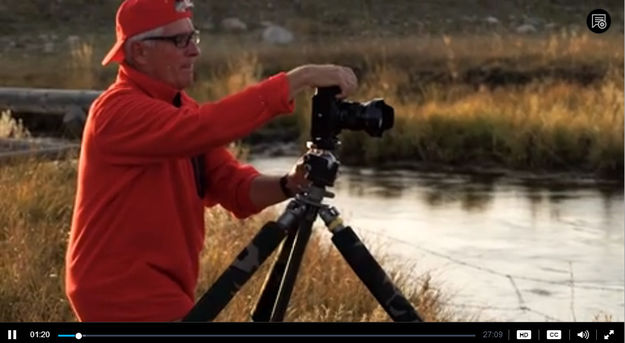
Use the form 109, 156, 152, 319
310, 86, 395, 150
338, 99, 394, 137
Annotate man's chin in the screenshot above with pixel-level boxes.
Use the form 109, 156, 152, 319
177, 77, 194, 90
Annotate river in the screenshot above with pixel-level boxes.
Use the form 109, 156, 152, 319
249, 154, 624, 322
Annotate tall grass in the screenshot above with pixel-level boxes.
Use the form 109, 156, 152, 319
199, 33, 623, 177
0, 156, 450, 322
0, 31, 621, 176
339, 66, 624, 177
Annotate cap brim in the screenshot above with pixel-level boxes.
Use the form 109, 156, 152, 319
101, 39, 125, 66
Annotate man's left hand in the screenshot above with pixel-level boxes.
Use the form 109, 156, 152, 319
285, 154, 311, 194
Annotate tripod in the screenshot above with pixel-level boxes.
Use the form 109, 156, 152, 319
182, 146, 423, 322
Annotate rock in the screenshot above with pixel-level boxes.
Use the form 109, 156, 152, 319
43, 42, 55, 53
485, 16, 499, 24
66, 35, 80, 47
197, 20, 214, 31
545, 22, 558, 30
568, 25, 580, 35
523, 16, 542, 27
516, 24, 537, 34
261, 23, 294, 45
221, 17, 247, 32
63, 106, 86, 138
462, 15, 477, 23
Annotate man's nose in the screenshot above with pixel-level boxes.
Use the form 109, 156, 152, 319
186, 41, 200, 57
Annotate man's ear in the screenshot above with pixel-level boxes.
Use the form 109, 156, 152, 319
130, 41, 150, 66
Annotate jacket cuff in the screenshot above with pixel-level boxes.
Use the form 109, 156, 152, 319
259, 72, 295, 116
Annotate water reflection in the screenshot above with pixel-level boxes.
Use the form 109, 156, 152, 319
337, 168, 499, 212
252, 155, 623, 225
336, 165, 624, 220
250, 155, 624, 321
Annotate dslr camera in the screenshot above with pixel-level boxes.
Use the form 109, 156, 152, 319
310, 86, 394, 150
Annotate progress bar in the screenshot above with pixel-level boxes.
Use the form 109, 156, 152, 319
58, 334, 476, 338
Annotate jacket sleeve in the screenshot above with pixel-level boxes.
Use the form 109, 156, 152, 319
202, 147, 263, 219
93, 73, 294, 165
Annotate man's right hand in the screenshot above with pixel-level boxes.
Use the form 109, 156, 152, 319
286, 64, 358, 100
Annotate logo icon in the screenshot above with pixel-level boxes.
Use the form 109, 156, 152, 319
592, 14, 607, 29
547, 330, 562, 340
577, 330, 590, 339
516, 330, 532, 340
587, 9, 611, 33
174, 0, 194, 13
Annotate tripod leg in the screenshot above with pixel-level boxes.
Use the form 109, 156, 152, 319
182, 203, 305, 322
251, 226, 297, 321
319, 206, 424, 322
267, 203, 318, 321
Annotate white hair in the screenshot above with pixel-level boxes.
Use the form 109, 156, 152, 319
124, 26, 166, 64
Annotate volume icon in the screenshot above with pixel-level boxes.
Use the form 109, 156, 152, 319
8, 330, 17, 340
577, 330, 590, 339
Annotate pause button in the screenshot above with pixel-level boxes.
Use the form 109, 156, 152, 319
8, 330, 17, 340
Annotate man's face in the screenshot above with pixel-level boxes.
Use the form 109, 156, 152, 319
137, 18, 200, 90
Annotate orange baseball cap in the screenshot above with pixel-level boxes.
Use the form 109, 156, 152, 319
101, 0, 194, 66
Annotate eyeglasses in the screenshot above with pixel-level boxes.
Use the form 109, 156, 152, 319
142, 30, 200, 49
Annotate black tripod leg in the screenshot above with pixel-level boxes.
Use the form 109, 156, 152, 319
319, 207, 424, 322
251, 226, 297, 321
267, 203, 318, 321
182, 203, 304, 322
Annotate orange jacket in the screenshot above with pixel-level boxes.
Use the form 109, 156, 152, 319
65, 63, 294, 321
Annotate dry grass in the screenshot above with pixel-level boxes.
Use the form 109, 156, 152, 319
0, 157, 77, 321
183, 33, 623, 179
146, 32, 623, 179
198, 209, 452, 322
0, 156, 451, 322
196, 31, 623, 78
2, 31, 621, 176
1, 29, 622, 178
0, 110, 31, 139
339, 65, 624, 176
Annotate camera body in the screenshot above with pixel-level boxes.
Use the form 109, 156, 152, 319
310, 86, 394, 150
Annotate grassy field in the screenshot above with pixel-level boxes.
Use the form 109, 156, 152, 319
0, 28, 622, 178
0, 155, 454, 322
194, 32, 623, 178
1, 0, 623, 179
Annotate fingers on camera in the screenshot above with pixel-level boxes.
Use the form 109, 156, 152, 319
342, 67, 358, 95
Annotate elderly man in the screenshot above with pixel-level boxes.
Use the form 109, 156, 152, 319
65, 0, 358, 322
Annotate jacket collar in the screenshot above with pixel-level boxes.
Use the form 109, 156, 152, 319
116, 62, 182, 103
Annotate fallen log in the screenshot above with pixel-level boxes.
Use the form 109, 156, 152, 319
0, 87, 102, 137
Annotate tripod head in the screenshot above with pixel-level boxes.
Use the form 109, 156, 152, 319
303, 145, 339, 188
